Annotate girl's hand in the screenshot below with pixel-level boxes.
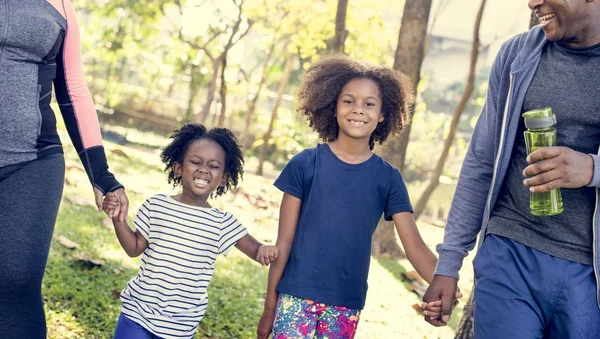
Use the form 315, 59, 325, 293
257, 308, 275, 339
421, 290, 463, 321
256, 245, 279, 266
102, 193, 120, 220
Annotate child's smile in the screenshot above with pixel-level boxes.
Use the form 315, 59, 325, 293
336, 78, 383, 141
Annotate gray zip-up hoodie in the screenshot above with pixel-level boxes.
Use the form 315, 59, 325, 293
0, 0, 121, 193
435, 26, 600, 304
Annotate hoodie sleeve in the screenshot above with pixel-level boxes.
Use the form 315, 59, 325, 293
587, 154, 600, 188
52, 0, 123, 194
433, 41, 512, 279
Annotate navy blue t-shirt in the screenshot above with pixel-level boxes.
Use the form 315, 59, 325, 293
274, 143, 413, 309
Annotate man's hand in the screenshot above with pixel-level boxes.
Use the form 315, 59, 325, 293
94, 187, 129, 222
422, 289, 462, 321
523, 146, 593, 192
422, 275, 458, 326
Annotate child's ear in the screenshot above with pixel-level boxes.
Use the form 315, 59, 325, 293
378, 114, 384, 123
220, 174, 229, 186
173, 162, 183, 178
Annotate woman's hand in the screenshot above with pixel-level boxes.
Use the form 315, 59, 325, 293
94, 187, 129, 222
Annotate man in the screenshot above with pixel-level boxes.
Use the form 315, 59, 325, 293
423, 0, 600, 338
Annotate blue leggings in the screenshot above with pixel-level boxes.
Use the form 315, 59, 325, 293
474, 234, 600, 339
0, 154, 65, 339
114, 313, 164, 339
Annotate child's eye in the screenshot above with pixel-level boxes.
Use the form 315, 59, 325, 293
191, 161, 201, 165
210, 165, 220, 169
366, 102, 375, 107
343, 100, 352, 104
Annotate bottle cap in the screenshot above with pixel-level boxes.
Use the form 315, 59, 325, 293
522, 107, 556, 129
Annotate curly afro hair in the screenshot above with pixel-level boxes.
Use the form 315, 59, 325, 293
297, 55, 414, 149
160, 123, 244, 197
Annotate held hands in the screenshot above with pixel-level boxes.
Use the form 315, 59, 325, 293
95, 187, 129, 222
421, 290, 462, 323
422, 275, 460, 326
523, 146, 594, 192
102, 192, 122, 220
256, 245, 279, 266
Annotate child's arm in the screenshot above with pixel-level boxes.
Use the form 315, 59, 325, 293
392, 212, 437, 283
392, 212, 462, 322
235, 234, 279, 266
103, 193, 148, 257
257, 193, 301, 339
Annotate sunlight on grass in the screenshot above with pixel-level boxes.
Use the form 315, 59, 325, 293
46, 308, 87, 339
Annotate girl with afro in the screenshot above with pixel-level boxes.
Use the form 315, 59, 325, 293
258, 56, 459, 338
103, 123, 278, 339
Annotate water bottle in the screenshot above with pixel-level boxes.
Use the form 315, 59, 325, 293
522, 107, 563, 216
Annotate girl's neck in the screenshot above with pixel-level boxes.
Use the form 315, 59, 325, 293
329, 136, 372, 164
172, 192, 211, 208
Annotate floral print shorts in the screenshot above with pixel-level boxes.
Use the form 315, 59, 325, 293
272, 293, 361, 339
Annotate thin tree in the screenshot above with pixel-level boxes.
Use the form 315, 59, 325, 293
239, 34, 281, 147
412, 0, 487, 220
332, 0, 349, 54
256, 52, 295, 176
176, 0, 251, 124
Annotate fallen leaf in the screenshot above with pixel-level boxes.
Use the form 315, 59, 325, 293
56, 235, 78, 249
111, 289, 121, 298
72, 253, 105, 268
110, 149, 130, 159
412, 303, 424, 314
404, 270, 424, 282
66, 164, 85, 172
113, 268, 122, 275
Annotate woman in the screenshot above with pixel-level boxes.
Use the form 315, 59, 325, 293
0, 1, 128, 337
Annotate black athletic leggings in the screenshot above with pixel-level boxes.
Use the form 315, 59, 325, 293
0, 153, 65, 338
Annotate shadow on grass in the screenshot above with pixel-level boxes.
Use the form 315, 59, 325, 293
45, 202, 269, 339
375, 257, 462, 332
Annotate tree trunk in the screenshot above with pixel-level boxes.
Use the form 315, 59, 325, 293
217, 56, 228, 127
185, 64, 200, 122
257, 53, 294, 176
198, 57, 220, 124
371, 218, 406, 258
241, 37, 278, 147
333, 0, 349, 54
529, 10, 539, 29
412, 0, 486, 221
454, 289, 475, 339
386, 0, 433, 173
372, 0, 432, 258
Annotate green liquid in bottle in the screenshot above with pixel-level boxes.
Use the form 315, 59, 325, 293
523, 108, 563, 216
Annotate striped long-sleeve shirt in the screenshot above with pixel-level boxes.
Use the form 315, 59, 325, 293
120, 194, 248, 338
0, 0, 121, 193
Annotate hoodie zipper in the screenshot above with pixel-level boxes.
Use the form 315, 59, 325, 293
0, 0, 9, 62
479, 72, 514, 247
593, 146, 600, 307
